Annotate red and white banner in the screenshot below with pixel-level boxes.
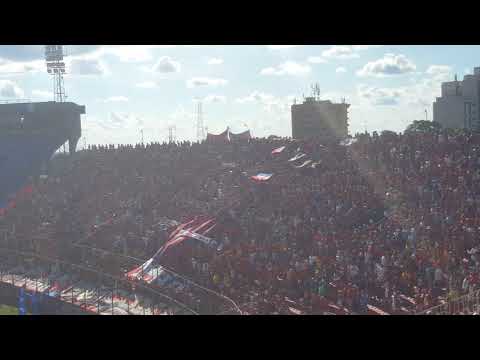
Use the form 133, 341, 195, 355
126, 216, 217, 282
288, 153, 306, 162
271, 146, 286, 155
295, 160, 313, 168
251, 173, 273, 182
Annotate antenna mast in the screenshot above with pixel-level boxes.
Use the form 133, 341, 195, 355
311, 82, 321, 100
45, 45, 67, 102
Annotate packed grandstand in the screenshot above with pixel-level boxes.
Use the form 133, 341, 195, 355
2, 128, 480, 315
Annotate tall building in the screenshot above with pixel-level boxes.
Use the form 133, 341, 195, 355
433, 67, 480, 130
291, 96, 349, 140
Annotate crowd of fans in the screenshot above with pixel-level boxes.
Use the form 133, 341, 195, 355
1, 128, 480, 315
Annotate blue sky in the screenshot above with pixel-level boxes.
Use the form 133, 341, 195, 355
1, 45, 479, 146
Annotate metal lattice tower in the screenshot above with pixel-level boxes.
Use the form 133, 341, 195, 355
45, 45, 67, 102
196, 101, 204, 142
168, 125, 177, 143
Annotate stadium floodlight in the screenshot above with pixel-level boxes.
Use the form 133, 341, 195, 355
44, 45, 67, 102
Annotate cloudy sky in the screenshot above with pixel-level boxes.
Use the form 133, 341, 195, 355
0, 45, 478, 146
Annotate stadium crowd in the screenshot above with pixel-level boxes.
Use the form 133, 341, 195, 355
1, 127, 480, 315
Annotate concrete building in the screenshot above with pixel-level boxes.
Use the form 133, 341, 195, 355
291, 96, 349, 140
433, 67, 480, 130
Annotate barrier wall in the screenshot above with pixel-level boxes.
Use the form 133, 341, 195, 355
0, 281, 89, 315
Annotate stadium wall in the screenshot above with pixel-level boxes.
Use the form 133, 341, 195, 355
0, 281, 91, 315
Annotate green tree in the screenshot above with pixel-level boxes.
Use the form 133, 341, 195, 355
405, 120, 442, 133
381, 130, 398, 137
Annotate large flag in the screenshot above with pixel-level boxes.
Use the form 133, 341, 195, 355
206, 129, 230, 143
288, 153, 306, 162
251, 173, 273, 182
126, 216, 217, 283
340, 138, 357, 146
158, 217, 217, 257
271, 146, 286, 155
295, 160, 313, 168
229, 130, 251, 142
310, 161, 321, 169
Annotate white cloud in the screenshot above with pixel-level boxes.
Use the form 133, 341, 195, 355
0, 59, 44, 75
309, 45, 382, 64
351, 45, 383, 51
260, 61, 311, 76
322, 46, 359, 59
357, 53, 416, 77
69, 58, 109, 76
236, 91, 276, 104
336, 66, 347, 73
0, 45, 100, 62
102, 45, 175, 63
187, 77, 228, 88
97, 112, 144, 131
234, 92, 295, 137
0, 80, 25, 98
69, 45, 178, 64
32, 89, 53, 100
104, 96, 129, 103
358, 84, 406, 106
426, 65, 452, 81
307, 56, 327, 64
266, 45, 300, 50
135, 81, 159, 89
235, 91, 294, 116
203, 94, 227, 103
207, 57, 224, 65
151, 56, 181, 73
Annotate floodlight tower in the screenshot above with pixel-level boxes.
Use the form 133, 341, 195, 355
45, 45, 67, 102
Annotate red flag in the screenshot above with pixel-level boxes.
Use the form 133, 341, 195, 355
22, 185, 34, 194
160, 217, 216, 255
271, 146, 286, 155
251, 173, 273, 182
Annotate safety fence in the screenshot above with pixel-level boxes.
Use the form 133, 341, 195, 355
0, 247, 197, 315
72, 243, 242, 315
417, 289, 480, 315
0, 242, 242, 315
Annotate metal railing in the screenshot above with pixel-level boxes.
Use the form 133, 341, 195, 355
72, 243, 242, 315
0, 246, 198, 315
417, 289, 480, 315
